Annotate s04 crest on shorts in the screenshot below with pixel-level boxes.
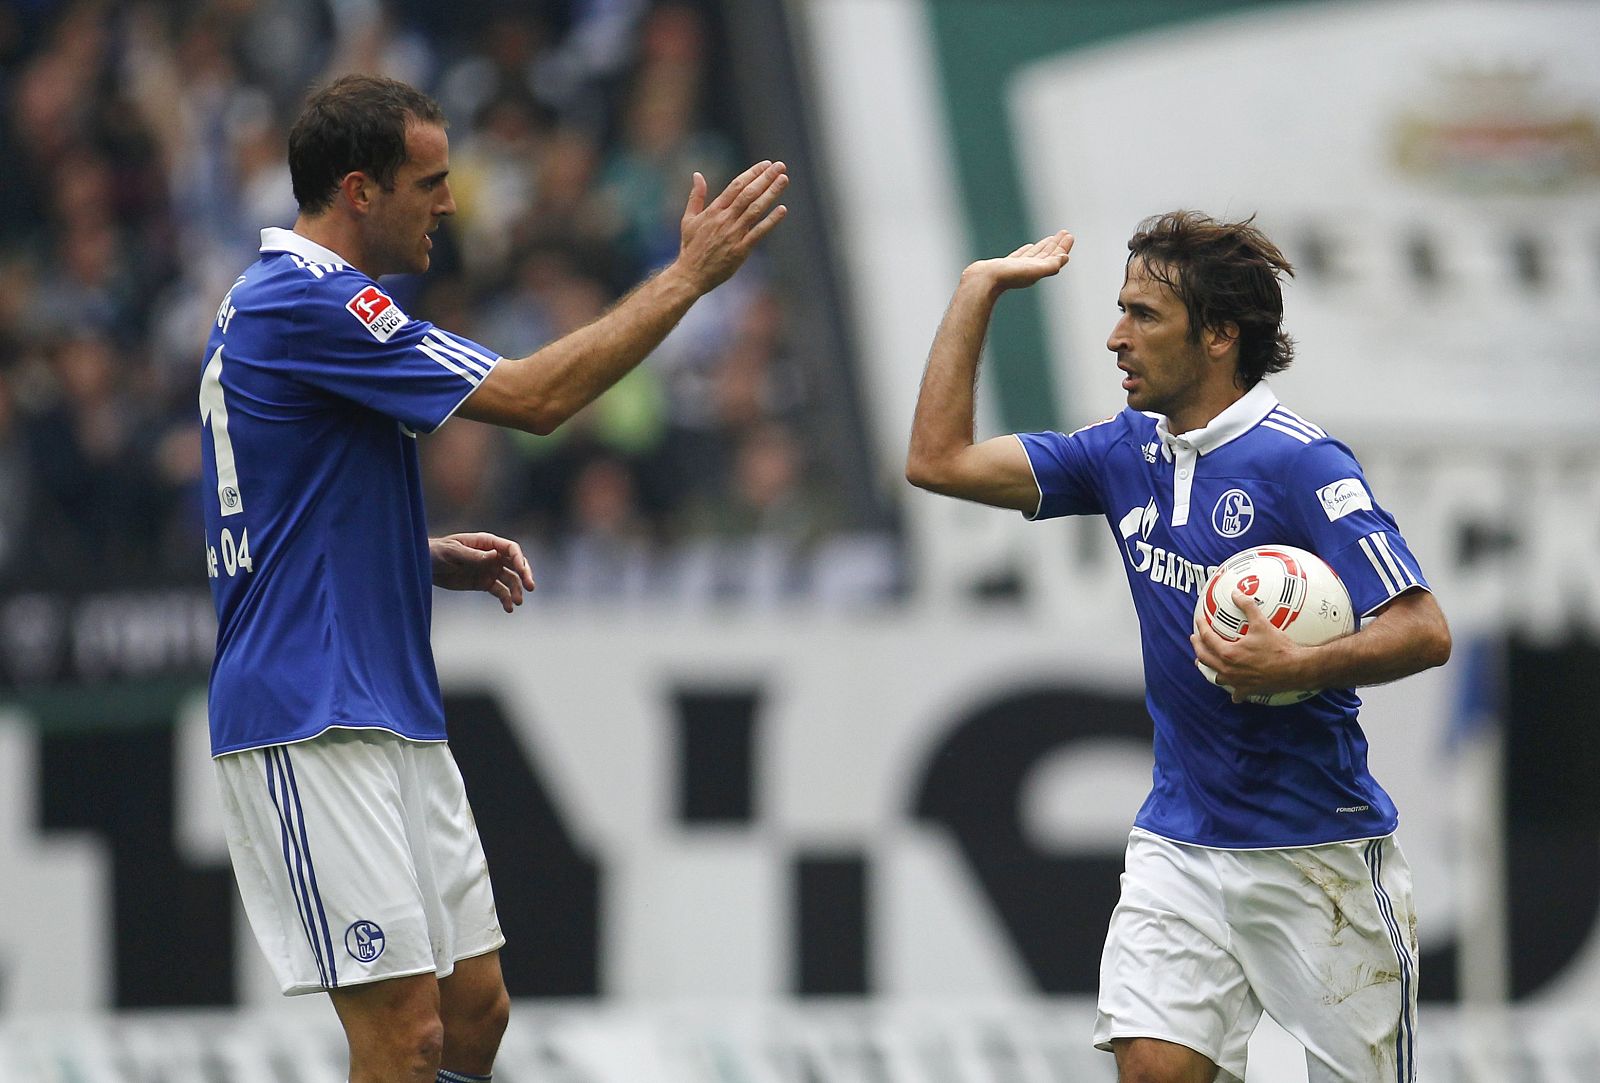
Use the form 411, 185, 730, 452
345, 919, 386, 963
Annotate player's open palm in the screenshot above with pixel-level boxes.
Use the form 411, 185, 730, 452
973, 230, 1075, 290
675, 160, 790, 292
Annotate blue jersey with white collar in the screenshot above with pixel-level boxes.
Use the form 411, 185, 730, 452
199, 228, 501, 755
1018, 382, 1428, 848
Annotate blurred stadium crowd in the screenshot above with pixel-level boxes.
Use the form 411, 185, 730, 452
0, 0, 897, 605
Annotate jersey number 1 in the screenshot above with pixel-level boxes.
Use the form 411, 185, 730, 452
200, 346, 245, 518
200, 346, 253, 577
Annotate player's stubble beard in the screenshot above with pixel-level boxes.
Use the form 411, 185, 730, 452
1125, 340, 1208, 422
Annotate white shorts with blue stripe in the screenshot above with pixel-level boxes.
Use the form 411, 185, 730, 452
215, 727, 505, 996
1095, 827, 1419, 1083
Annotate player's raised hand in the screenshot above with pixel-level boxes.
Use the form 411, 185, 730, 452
674, 160, 789, 292
967, 230, 1075, 291
430, 532, 536, 613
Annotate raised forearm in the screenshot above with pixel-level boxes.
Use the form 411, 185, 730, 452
463, 265, 701, 435
906, 272, 1003, 486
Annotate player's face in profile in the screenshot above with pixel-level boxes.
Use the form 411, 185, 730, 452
366, 121, 455, 276
1106, 258, 1208, 422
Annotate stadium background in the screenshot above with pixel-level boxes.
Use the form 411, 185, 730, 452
1, 0, 1597, 1079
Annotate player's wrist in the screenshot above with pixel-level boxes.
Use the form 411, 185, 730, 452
656, 259, 711, 304
958, 264, 1008, 301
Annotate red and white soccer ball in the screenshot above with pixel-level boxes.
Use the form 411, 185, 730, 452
1193, 544, 1355, 705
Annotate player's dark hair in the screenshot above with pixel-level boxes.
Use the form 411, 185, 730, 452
1126, 210, 1296, 387
288, 74, 446, 214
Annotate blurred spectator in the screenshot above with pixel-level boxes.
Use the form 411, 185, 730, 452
597, 3, 734, 274
0, 369, 31, 586
695, 421, 837, 550
553, 454, 656, 601
448, 90, 553, 281
422, 417, 516, 536
30, 215, 140, 342
23, 331, 163, 583
512, 126, 619, 271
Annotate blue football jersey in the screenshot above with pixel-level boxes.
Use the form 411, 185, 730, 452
199, 229, 500, 755
1018, 382, 1429, 848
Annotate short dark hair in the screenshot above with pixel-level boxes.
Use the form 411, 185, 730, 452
1126, 210, 1295, 386
288, 74, 446, 214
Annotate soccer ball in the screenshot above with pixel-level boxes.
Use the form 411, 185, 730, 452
1193, 544, 1355, 705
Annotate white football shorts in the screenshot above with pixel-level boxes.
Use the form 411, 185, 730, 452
215, 728, 505, 996
1095, 828, 1419, 1083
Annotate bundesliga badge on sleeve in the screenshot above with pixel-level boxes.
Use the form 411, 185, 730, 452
1194, 544, 1355, 705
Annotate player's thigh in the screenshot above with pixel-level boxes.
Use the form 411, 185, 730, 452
1227, 836, 1419, 1083
1095, 831, 1258, 1082
1111, 1036, 1222, 1083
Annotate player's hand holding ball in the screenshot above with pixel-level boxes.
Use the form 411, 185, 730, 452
1191, 545, 1354, 705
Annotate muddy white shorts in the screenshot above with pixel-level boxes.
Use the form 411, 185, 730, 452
215, 728, 505, 996
1094, 827, 1419, 1083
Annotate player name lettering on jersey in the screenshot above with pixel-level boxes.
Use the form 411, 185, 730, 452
346, 286, 409, 342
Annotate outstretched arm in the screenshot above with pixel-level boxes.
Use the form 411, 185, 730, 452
905, 231, 1073, 512
459, 160, 789, 435
1192, 586, 1451, 703
431, 532, 536, 614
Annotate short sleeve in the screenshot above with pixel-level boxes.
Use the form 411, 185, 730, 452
1017, 427, 1107, 520
1286, 439, 1430, 618
289, 272, 501, 433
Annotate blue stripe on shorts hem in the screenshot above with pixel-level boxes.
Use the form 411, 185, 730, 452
266, 746, 337, 988
1365, 839, 1416, 1082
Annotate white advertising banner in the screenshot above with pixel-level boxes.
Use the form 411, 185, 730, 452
1009, 0, 1600, 445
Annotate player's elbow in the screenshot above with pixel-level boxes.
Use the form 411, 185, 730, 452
524, 406, 564, 436
485, 406, 561, 437
474, 355, 580, 435
512, 394, 572, 436
905, 454, 952, 494
1415, 593, 1453, 670
1405, 606, 1453, 672
1422, 618, 1452, 670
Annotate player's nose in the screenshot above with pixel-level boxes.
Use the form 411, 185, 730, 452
1107, 316, 1130, 353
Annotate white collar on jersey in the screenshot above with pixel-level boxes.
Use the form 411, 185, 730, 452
1152, 381, 1278, 527
259, 227, 350, 268
1153, 380, 1278, 464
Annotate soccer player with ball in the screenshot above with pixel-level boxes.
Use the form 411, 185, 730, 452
906, 213, 1451, 1083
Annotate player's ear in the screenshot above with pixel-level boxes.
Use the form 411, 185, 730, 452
338, 170, 374, 214
1205, 320, 1240, 361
